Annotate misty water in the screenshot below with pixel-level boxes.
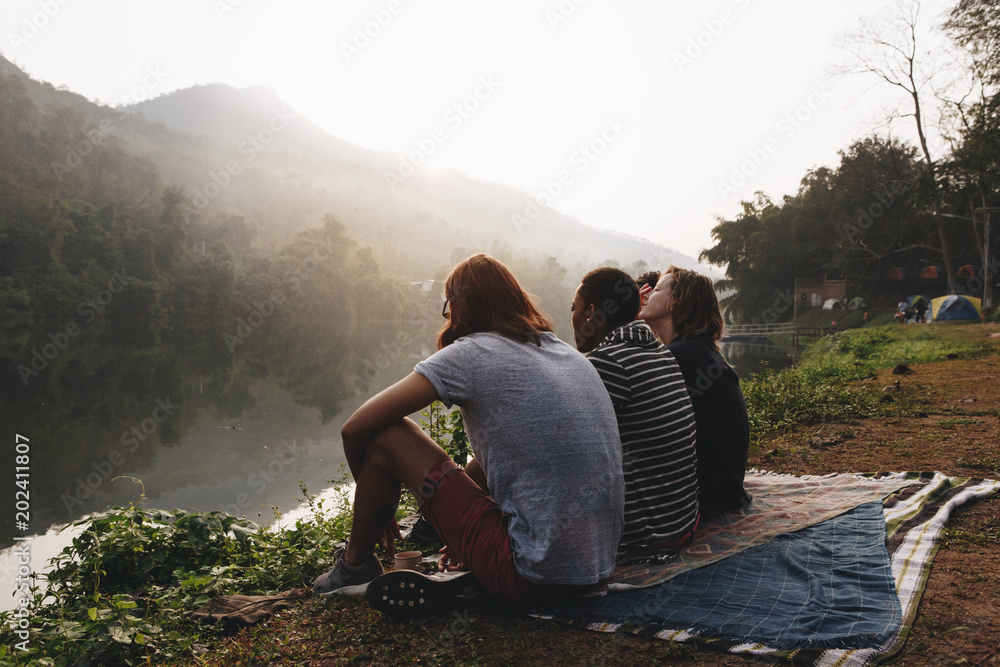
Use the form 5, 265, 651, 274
1, 316, 795, 611
720, 340, 798, 378
0, 307, 441, 610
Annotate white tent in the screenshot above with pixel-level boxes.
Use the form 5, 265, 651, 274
822, 298, 842, 310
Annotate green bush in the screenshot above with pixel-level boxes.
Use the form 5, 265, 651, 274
419, 401, 469, 465
0, 480, 354, 666
742, 365, 881, 435
742, 324, 991, 439
0, 407, 465, 666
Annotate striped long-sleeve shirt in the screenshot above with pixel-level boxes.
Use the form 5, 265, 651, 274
588, 322, 699, 550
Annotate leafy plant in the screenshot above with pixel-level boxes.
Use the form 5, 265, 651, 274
0, 481, 354, 666
419, 401, 469, 466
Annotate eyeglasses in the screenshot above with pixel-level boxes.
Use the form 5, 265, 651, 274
442, 300, 450, 319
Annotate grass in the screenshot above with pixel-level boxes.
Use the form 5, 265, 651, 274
740, 323, 994, 439
938, 417, 982, 429
802, 326, 990, 367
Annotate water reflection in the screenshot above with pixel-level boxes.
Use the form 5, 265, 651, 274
0, 300, 441, 609
720, 340, 798, 380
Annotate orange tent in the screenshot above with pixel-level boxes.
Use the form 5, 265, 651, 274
957, 265, 977, 278
920, 266, 945, 279
885, 267, 907, 280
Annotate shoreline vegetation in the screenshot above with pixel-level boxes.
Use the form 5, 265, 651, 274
3, 322, 1000, 666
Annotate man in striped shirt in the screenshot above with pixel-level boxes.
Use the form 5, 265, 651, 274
571, 267, 700, 553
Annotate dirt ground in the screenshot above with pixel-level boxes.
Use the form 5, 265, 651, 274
757, 353, 1000, 666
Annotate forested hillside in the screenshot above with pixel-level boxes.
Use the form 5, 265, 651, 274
0, 69, 403, 335
0, 53, 700, 349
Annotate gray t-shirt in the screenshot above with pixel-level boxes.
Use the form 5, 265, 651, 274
415, 331, 624, 585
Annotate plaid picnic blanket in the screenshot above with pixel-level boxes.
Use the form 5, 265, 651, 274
534, 472, 1000, 666
609, 471, 917, 589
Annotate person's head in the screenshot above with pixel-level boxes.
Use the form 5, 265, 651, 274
571, 267, 641, 353
637, 265, 723, 349
635, 270, 661, 291
438, 253, 553, 349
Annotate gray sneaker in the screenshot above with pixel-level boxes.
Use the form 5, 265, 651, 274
313, 550, 384, 596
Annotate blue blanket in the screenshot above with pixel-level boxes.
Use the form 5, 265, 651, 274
535, 473, 1000, 666
537, 501, 901, 650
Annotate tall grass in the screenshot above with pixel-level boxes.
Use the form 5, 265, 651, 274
743, 365, 880, 434
800, 326, 989, 368
742, 325, 990, 437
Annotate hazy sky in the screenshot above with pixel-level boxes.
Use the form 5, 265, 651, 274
2, 0, 958, 258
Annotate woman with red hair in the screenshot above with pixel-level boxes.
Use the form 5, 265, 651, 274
314, 254, 624, 617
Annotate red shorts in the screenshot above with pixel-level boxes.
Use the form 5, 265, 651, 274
420, 458, 602, 605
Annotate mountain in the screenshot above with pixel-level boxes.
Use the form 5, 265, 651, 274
130, 83, 377, 168
0, 54, 110, 120
1, 55, 706, 281
126, 81, 705, 278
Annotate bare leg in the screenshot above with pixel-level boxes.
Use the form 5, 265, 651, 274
344, 418, 451, 566
464, 457, 489, 494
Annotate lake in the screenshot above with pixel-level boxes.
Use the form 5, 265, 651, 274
720, 339, 798, 379
0, 308, 441, 610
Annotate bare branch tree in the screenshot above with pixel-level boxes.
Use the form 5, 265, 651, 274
839, 0, 959, 291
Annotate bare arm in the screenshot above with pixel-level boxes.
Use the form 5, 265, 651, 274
340, 371, 440, 480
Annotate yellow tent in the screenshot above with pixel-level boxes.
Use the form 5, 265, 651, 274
929, 295, 982, 321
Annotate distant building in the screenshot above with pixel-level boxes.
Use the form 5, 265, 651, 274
794, 276, 847, 318
406, 280, 438, 292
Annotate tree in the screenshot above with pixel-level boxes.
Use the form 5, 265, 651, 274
840, 0, 961, 291
941, 0, 1000, 275
945, 0, 1000, 86
154, 187, 189, 270
700, 193, 807, 324
702, 136, 935, 320
831, 136, 936, 279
